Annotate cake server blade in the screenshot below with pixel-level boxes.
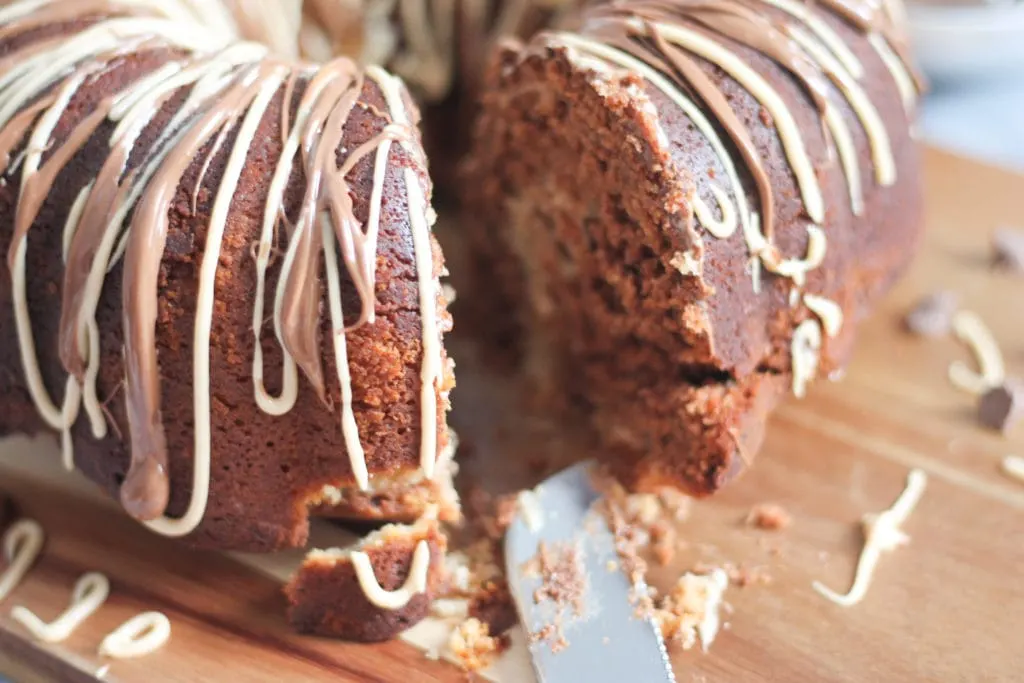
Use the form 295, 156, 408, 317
504, 461, 676, 683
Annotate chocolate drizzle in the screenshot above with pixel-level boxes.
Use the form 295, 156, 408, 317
1, 1, 444, 541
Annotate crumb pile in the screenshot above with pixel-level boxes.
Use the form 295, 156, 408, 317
447, 617, 510, 672
652, 569, 730, 652
523, 541, 587, 653
746, 503, 792, 531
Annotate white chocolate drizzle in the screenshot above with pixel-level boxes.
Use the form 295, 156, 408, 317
804, 294, 844, 337
352, 539, 431, 610
12, 572, 110, 643
814, 468, 926, 607
692, 183, 738, 239
0, 519, 43, 601
948, 310, 1005, 396
99, 611, 171, 658
791, 319, 822, 399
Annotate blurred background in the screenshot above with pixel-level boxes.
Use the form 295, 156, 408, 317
909, 0, 1024, 171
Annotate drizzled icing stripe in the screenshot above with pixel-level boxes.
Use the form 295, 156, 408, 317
132, 65, 289, 534
762, 0, 864, 79
351, 539, 431, 610
786, 26, 895, 187
804, 293, 844, 337
369, 64, 443, 480
867, 33, 916, 114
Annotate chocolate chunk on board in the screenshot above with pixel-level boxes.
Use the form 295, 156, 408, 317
978, 381, 1024, 433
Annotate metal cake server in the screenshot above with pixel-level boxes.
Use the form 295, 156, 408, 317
504, 461, 677, 683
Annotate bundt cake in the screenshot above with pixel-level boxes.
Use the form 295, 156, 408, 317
0, 0, 458, 638
461, 0, 924, 494
0, 0, 928, 648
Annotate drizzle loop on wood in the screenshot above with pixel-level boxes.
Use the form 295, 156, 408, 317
12, 572, 110, 643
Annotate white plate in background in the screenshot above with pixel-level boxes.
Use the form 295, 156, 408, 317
908, 3, 1024, 84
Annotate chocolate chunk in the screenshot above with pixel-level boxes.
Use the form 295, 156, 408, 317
993, 227, 1024, 271
978, 381, 1024, 433
0, 493, 14, 530
903, 291, 958, 337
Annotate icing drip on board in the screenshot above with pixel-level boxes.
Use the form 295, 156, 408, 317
100, 611, 172, 658
12, 572, 110, 643
0, 519, 43, 601
0, 1, 445, 560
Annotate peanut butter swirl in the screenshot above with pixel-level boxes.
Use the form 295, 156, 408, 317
0, 0, 444, 546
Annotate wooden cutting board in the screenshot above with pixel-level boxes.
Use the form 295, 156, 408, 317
0, 146, 1021, 683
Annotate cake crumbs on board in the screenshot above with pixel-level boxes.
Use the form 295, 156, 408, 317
447, 617, 510, 672
813, 469, 927, 607
652, 569, 729, 652
745, 503, 792, 531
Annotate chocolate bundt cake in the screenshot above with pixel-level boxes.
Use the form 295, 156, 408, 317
462, 0, 924, 494
0, 0, 457, 637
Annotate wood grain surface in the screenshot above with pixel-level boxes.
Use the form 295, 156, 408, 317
0, 147, 1021, 682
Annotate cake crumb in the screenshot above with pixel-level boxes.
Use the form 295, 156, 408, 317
745, 503, 792, 531
695, 561, 772, 588
448, 618, 509, 672
469, 578, 517, 636
653, 569, 729, 652
650, 521, 678, 566
431, 598, 469, 620
516, 490, 545, 531
531, 624, 566, 653
492, 494, 519, 540
670, 250, 700, 277
623, 493, 662, 526
657, 488, 693, 522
